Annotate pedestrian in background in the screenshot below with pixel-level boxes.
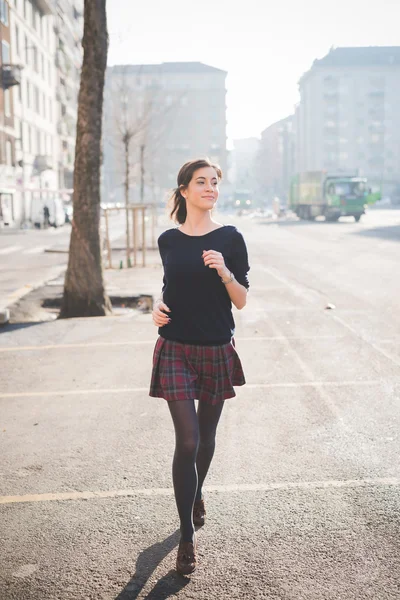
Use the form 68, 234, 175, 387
43, 204, 50, 229
150, 157, 250, 575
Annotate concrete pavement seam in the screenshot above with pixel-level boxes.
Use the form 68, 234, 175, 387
0, 380, 384, 399
1, 478, 399, 505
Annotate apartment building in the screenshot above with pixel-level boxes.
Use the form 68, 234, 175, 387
0, 0, 20, 225
8, 0, 58, 225
0, 0, 83, 227
296, 46, 400, 198
102, 62, 228, 206
54, 0, 83, 191
256, 115, 295, 202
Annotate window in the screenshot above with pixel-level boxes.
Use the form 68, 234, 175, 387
15, 25, 20, 57
34, 86, 40, 113
32, 45, 38, 72
25, 35, 29, 64
37, 129, 41, 154
1, 40, 10, 64
33, 7, 39, 31
41, 54, 45, 79
6, 140, 13, 166
27, 124, 31, 153
4, 90, 11, 117
0, 0, 9, 26
26, 81, 31, 108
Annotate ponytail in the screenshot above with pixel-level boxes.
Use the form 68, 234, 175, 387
169, 186, 187, 224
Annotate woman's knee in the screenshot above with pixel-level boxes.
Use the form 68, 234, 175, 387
176, 433, 199, 457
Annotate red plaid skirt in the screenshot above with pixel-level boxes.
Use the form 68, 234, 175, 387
149, 336, 246, 404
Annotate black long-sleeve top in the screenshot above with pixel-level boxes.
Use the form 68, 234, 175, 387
157, 225, 250, 345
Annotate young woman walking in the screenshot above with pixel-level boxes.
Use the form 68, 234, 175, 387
149, 158, 250, 575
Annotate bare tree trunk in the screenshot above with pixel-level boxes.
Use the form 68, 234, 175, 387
124, 137, 131, 267
60, 0, 112, 318
140, 144, 145, 203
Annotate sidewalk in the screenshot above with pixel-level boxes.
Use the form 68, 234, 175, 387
0, 217, 167, 325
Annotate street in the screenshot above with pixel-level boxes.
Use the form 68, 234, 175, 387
0, 209, 400, 599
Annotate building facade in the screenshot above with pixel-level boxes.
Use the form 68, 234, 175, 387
9, 0, 58, 226
0, 0, 20, 225
296, 46, 400, 198
54, 0, 83, 191
103, 62, 228, 206
230, 137, 259, 192
256, 115, 295, 204
0, 0, 82, 228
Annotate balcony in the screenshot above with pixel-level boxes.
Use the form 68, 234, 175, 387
34, 0, 55, 15
1, 64, 22, 89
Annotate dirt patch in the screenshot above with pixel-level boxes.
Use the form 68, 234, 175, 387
7, 284, 153, 324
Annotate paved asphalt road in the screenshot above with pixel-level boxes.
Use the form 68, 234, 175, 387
0, 209, 399, 599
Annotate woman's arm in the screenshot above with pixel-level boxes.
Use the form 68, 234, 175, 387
202, 250, 248, 310
220, 274, 248, 310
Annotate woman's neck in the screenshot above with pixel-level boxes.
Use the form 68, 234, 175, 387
179, 211, 222, 236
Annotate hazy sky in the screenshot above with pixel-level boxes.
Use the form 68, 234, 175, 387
107, 0, 399, 145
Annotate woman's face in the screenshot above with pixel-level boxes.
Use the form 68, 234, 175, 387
181, 167, 219, 211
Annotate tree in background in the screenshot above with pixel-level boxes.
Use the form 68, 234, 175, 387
60, 0, 112, 318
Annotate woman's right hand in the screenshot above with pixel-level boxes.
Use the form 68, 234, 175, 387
152, 300, 171, 327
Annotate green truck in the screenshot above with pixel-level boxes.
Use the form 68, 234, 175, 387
290, 172, 380, 222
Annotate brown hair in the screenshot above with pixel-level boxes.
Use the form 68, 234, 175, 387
169, 158, 223, 224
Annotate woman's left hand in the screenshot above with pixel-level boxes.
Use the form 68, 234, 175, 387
202, 249, 230, 280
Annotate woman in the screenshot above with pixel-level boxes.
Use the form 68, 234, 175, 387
150, 158, 250, 575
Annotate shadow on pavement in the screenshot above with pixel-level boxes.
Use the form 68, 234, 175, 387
352, 224, 400, 242
0, 320, 48, 333
115, 529, 189, 599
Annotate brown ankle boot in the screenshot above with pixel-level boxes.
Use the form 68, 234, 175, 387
193, 498, 206, 527
176, 537, 197, 575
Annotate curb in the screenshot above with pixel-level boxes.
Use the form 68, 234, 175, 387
0, 265, 66, 317
0, 307, 10, 325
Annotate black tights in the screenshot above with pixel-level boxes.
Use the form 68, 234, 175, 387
168, 399, 225, 543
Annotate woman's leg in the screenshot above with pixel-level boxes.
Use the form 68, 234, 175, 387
168, 400, 199, 543
195, 401, 225, 502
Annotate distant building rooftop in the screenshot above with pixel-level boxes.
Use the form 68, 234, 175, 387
108, 61, 227, 75
315, 46, 400, 67
300, 46, 400, 84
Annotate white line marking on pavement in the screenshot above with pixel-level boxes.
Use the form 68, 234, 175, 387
23, 246, 46, 255
333, 314, 400, 369
0, 336, 346, 353
0, 387, 149, 398
0, 245, 24, 255
1, 478, 399, 505
0, 380, 382, 399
